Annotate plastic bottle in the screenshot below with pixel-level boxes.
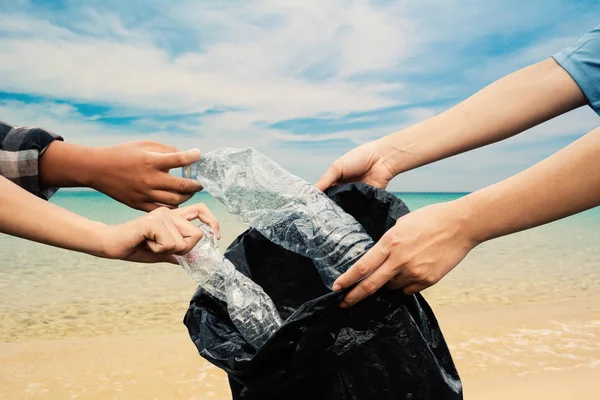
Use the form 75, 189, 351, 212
182, 147, 374, 288
176, 223, 282, 350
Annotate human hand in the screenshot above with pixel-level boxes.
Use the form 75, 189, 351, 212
315, 140, 397, 191
98, 203, 220, 264
332, 201, 478, 307
87, 141, 203, 211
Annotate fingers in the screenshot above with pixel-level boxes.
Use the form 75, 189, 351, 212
159, 215, 189, 255
148, 190, 194, 207
139, 177, 202, 210
339, 258, 398, 308
154, 148, 201, 170
143, 207, 203, 256
315, 161, 342, 191
159, 175, 203, 194
142, 209, 179, 254
332, 240, 389, 291
114, 204, 215, 263
173, 203, 221, 239
170, 214, 204, 253
122, 249, 179, 264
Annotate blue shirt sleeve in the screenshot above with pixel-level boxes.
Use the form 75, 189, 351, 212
553, 25, 600, 116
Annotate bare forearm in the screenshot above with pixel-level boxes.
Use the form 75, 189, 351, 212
39, 141, 97, 188
0, 176, 106, 255
457, 126, 600, 243
381, 58, 587, 175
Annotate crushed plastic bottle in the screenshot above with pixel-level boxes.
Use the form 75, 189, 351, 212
182, 147, 374, 288
176, 223, 282, 350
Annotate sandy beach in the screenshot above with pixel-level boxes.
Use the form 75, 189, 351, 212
1, 192, 599, 399
2, 293, 599, 399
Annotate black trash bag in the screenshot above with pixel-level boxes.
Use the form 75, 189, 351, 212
184, 183, 462, 400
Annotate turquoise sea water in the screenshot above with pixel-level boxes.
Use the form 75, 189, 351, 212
1, 191, 599, 342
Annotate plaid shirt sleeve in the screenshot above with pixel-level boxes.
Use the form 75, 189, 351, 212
0, 120, 64, 200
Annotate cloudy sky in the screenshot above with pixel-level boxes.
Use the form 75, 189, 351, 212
1, 0, 599, 191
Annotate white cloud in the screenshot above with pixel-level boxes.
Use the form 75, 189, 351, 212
0, 1, 412, 121
1, 0, 599, 192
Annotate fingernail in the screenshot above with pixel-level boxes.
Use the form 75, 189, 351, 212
339, 301, 348, 309
332, 284, 341, 291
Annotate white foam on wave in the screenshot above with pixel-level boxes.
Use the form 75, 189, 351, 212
453, 319, 600, 375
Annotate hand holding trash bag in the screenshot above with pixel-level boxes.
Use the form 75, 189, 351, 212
315, 140, 396, 191
333, 201, 477, 306
320, 27, 600, 304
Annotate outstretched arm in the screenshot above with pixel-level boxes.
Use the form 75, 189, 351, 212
334, 125, 600, 306
39, 140, 203, 211
316, 58, 587, 191
0, 175, 219, 263
382, 58, 586, 175
1, 121, 203, 211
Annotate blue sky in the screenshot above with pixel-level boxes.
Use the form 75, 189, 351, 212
1, 0, 599, 191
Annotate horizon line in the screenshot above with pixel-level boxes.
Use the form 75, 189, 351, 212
54, 189, 471, 195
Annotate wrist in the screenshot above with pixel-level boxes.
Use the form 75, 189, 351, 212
377, 127, 425, 176
90, 222, 117, 258
452, 193, 493, 246
77, 146, 104, 188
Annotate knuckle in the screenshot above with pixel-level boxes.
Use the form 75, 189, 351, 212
376, 245, 388, 258
142, 153, 155, 167
178, 179, 189, 192
175, 242, 188, 253
144, 140, 160, 147
407, 266, 421, 280
387, 235, 403, 248
138, 175, 152, 190
175, 153, 187, 165
380, 268, 396, 280
153, 206, 170, 216
356, 262, 370, 276
395, 253, 409, 268
169, 194, 181, 205
361, 280, 378, 296
422, 275, 437, 286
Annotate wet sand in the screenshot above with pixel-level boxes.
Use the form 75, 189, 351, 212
2, 294, 599, 399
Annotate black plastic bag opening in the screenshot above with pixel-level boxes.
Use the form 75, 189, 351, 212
184, 183, 463, 400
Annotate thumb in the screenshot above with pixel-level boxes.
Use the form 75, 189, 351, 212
315, 164, 341, 192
